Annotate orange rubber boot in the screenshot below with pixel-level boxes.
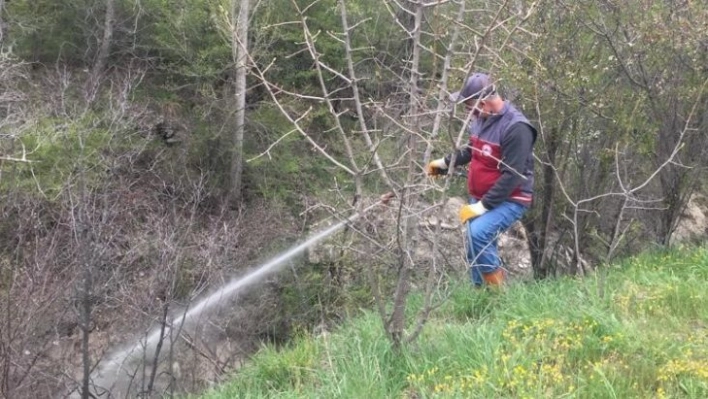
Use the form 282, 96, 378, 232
482, 269, 505, 287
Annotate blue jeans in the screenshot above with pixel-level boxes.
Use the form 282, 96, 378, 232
465, 199, 527, 286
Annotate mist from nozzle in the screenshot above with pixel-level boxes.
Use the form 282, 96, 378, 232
80, 214, 358, 398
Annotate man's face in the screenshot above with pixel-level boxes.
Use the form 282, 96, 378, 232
464, 98, 488, 119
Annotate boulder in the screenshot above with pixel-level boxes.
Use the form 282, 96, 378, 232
671, 194, 708, 245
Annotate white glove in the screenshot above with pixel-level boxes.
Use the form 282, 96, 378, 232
426, 158, 448, 176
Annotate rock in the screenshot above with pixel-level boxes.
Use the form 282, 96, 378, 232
671, 194, 708, 245
498, 221, 533, 280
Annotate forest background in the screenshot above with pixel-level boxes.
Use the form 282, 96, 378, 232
0, 0, 706, 398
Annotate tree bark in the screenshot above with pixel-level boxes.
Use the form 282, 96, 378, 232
529, 126, 559, 279
85, 0, 116, 101
0, 0, 5, 45
228, 0, 250, 206
388, 2, 423, 347
80, 251, 92, 399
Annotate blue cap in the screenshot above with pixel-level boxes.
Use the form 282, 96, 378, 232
450, 73, 496, 102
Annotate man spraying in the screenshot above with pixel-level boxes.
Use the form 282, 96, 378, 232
427, 73, 537, 287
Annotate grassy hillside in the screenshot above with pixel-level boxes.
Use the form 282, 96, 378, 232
197, 246, 708, 399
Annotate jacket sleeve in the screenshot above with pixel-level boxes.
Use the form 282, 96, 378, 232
444, 146, 472, 168
481, 122, 535, 209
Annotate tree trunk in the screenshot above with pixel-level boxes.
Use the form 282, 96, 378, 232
229, 0, 250, 206
80, 253, 92, 399
0, 0, 5, 44
388, 2, 423, 347
85, 0, 115, 101
529, 126, 559, 279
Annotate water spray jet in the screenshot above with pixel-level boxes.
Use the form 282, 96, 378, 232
67, 193, 394, 398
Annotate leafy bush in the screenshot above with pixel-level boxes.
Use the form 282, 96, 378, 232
8, 116, 114, 198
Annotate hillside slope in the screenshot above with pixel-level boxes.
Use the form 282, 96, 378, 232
198, 246, 708, 399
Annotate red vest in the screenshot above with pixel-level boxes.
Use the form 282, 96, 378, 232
467, 102, 535, 205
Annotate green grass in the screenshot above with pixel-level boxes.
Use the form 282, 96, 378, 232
197, 246, 708, 399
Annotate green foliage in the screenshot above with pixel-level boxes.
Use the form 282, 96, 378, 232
4, 116, 114, 198
242, 103, 352, 211
490, 0, 708, 258
445, 285, 497, 322
252, 0, 405, 96
198, 246, 708, 399
137, 0, 231, 80
278, 258, 377, 330
249, 339, 321, 392
251, 0, 342, 93
5, 0, 96, 63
